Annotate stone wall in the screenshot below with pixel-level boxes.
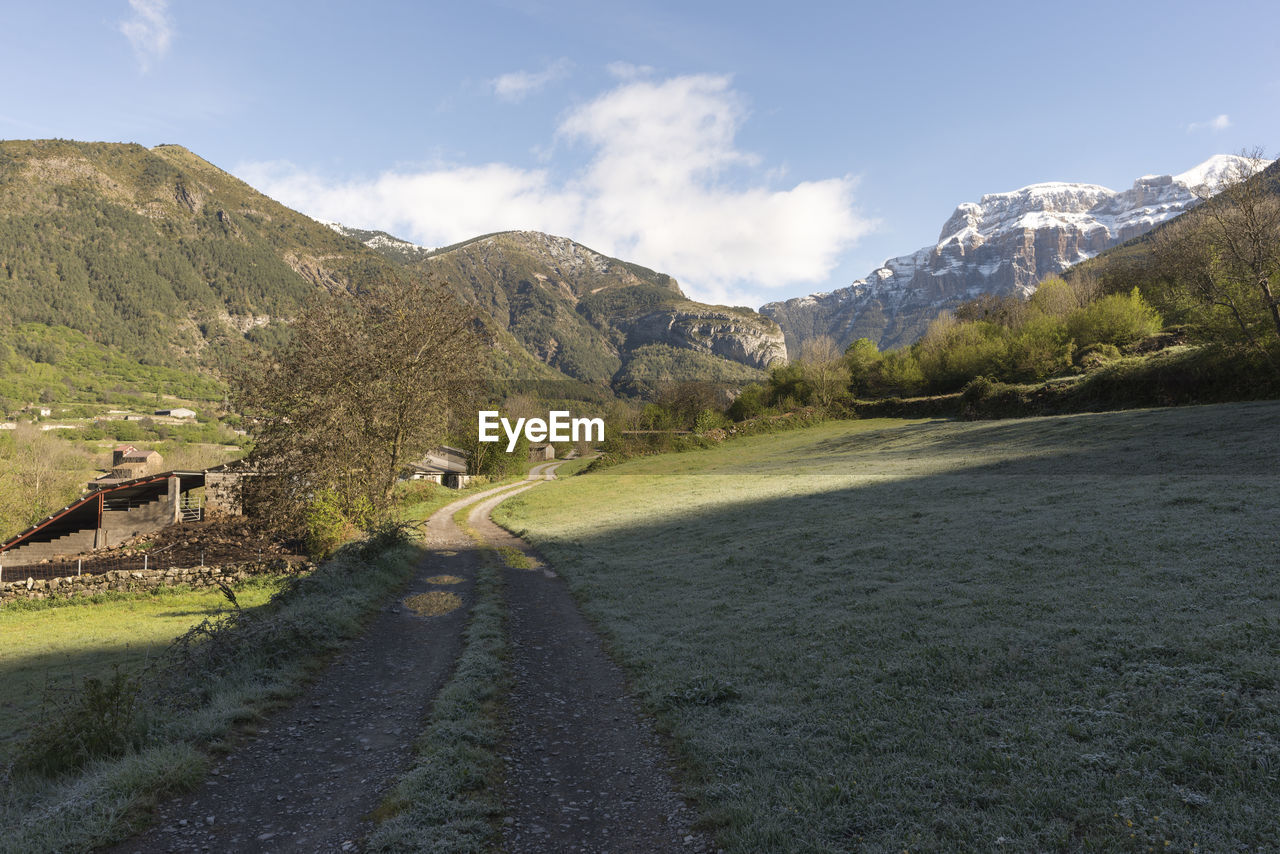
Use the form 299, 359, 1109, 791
0, 558, 315, 605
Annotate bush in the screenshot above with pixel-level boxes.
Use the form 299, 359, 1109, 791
844, 338, 881, 396
1005, 314, 1073, 381
1077, 342, 1122, 370
870, 349, 926, 397
727, 383, 771, 421
915, 318, 1008, 392
13, 669, 148, 777
1066, 288, 1163, 350
693, 408, 730, 434
303, 490, 367, 558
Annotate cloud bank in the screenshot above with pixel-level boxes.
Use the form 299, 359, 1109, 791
238, 74, 870, 305
119, 0, 173, 72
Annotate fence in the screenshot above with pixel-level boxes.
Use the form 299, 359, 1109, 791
0, 552, 187, 584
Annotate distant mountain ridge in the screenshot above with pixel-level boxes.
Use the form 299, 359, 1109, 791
329, 224, 786, 393
761, 154, 1270, 354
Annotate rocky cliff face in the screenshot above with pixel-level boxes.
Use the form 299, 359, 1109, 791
761, 154, 1268, 353
616, 308, 786, 370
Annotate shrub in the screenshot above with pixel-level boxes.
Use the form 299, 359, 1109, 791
1066, 288, 1163, 350
13, 668, 149, 777
844, 338, 881, 396
915, 318, 1008, 392
870, 349, 926, 397
1077, 342, 1122, 370
693, 408, 730, 434
1005, 314, 1073, 381
727, 383, 771, 421
303, 490, 366, 558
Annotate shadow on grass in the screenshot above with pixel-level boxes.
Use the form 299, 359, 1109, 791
499, 402, 1280, 851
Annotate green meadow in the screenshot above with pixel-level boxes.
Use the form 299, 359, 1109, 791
0, 581, 281, 763
495, 403, 1280, 852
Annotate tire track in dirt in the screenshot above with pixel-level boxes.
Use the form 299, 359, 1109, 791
102, 477, 540, 854
467, 466, 713, 854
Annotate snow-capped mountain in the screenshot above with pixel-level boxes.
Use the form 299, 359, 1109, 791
761, 154, 1271, 353
323, 221, 436, 261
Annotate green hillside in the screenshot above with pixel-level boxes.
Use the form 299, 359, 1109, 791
0, 140, 781, 409
0, 141, 365, 372
347, 227, 784, 392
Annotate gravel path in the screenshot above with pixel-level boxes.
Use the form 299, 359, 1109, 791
101, 479, 527, 854
102, 463, 709, 852
468, 472, 712, 853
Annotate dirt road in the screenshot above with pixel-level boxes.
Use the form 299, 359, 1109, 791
105, 464, 705, 852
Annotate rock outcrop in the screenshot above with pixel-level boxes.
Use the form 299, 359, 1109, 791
616, 308, 786, 370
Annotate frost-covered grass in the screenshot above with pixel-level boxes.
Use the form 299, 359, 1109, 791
367, 548, 511, 852
0, 579, 283, 763
0, 539, 420, 854
495, 402, 1280, 852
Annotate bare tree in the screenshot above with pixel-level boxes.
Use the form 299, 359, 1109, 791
1179, 148, 1280, 344
237, 273, 482, 531
798, 335, 851, 410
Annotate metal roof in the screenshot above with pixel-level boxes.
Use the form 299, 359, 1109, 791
0, 470, 206, 555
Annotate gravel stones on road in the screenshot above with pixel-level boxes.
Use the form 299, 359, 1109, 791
467, 486, 712, 854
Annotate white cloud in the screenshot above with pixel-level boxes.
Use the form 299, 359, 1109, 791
491, 58, 573, 101
1187, 113, 1231, 133
237, 74, 871, 305
119, 0, 173, 72
605, 61, 655, 80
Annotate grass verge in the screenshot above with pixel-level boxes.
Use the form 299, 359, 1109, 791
0, 531, 420, 854
495, 402, 1280, 851
365, 530, 516, 851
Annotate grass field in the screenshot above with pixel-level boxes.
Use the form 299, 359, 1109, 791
0, 580, 282, 763
495, 402, 1280, 852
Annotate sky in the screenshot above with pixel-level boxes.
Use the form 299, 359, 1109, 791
3, 0, 1279, 307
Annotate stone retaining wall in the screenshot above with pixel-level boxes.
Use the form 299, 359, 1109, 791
0, 558, 316, 605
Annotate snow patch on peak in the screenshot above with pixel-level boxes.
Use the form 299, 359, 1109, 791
1174, 153, 1274, 192
323, 220, 434, 256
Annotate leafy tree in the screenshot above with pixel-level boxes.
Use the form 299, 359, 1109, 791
844, 337, 881, 397
914, 313, 1007, 393
1156, 149, 1280, 348
870, 349, 925, 397
1065, 289, 1162, 350
1005, 314, 1073, 381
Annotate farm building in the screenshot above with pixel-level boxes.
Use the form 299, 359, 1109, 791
93, 445, 165, 486
0, 444, 247, 569
405, 446, 472, 488
0, 469, 214, 568
155, 407, 197, 418
529, 443, 555, 462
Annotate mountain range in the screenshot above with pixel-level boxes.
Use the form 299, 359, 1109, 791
0, 140, 1266, 411
761, 154, 1267, 354
0, 140, 782, 405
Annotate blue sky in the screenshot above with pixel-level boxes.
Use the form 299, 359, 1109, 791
3, 0, 1278, 306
